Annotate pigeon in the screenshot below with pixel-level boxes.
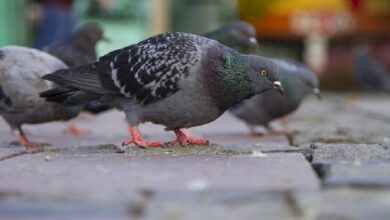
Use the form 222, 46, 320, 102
354, 45, 390, 92
45, 21, 111, 114
230, 58, 320, 134
44, 21, 108, 67
40, 32, 283, 147
202, 21, 259, 51
0, 46, 81, 147
82, 21, 259, 116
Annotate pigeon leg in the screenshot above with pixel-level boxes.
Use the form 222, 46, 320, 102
66, 122, 90, 135
169, 129, 209, 145
77, 112, 95, 120
15, 128, 41, 148
279, 115, 290, 125
122, 126, 164, 148
247, 124, 265, 136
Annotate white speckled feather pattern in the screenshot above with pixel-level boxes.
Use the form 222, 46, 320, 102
41, 32, 281, 130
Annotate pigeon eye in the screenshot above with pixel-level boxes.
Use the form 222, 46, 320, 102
260, 70, 267, 76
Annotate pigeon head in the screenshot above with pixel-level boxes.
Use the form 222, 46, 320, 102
226, 21, 259, 49
72, 22, 108, 49
213, 51, 282, 110
295, 64, 321, 99
273, 58, 320, 99
246, 55, 283, 95
203, 21, 259, 50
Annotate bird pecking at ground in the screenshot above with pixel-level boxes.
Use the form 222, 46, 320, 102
40, 32, 283, 148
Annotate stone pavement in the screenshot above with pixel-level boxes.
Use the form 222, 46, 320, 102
0, 93, 390, 220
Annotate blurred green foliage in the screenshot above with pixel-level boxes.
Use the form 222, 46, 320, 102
0, 0, 29, 46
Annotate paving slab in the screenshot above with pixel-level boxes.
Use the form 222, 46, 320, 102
286, 94, 390, 146
0, 152, 320, 202
352, 93, 390, 118
3, 187, 390, 220
323, 162, 390, 187
311, 143, 390, 164
308, 143, 390, 188
0, 190, 319, 220
317, 187, 390, 220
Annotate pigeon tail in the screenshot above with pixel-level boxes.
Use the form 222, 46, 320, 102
39, 86, 101, 106
42, 64, 117, 95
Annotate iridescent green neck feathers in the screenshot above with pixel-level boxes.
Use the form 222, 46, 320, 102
216, 51, 252, 107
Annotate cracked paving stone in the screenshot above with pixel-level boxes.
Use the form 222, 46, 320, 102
308, 144, 390, 188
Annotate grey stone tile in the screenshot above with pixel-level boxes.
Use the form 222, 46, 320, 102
0, 191, 320, 220
311, 144, 390, 165
0, 153, 320, 201
286, 94, 390, 146
323, 162, 390, 187
317, 187, 390, 220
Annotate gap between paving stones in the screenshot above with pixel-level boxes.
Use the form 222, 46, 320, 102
283, 95, 390, 190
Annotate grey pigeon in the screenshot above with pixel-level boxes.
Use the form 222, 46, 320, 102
231, 58, 320, 134
0, 46, 81, 147
45, 21, 110, 114
354, 45, 390, 92
40, 32, 283, 147
44, 21, 107, 67
202, 21, 259, 51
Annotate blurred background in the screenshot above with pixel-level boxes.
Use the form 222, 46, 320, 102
0, 0, 389, 91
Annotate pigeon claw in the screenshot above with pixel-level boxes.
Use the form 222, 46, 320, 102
169, 129, 209, 146
19, 140, 43, 148
169, 138, 209, 146
122, 139, 164, 148
123, 126, 164, 148
15, 129, 43, 148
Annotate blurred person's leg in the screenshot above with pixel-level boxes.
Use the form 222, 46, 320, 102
33, 6, 75, 49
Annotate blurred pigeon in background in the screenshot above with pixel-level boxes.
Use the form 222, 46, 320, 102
231, 58, 320, 135
354, 45, 390, 92
202, 21, 259, 51
40, 32, 283, 148
0, 46, 82, 147
45, 21, 110, 114
45, 21, 108, 67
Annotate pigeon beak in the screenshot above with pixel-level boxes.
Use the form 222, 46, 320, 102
249, 37, 259, 47
273, 81, 284, 94
312, 88, 322, 100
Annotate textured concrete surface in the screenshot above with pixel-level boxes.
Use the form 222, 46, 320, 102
0, 152, 320, 201
323, 162, 390, 187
